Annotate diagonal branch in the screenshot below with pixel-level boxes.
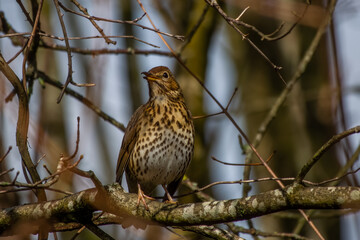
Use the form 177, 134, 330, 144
15, 0, 34, 26
296, 126, 360, 182
70, 0, 116, 45
37, 71, 126, 131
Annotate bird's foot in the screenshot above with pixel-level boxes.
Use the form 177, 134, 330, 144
164, 199, 178, 204
137, 184, 155, 210
162, 184, 178, 204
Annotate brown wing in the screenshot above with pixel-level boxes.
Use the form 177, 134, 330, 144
116, 104, 145, 183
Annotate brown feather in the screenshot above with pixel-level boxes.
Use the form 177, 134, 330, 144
116, 104, 145, 183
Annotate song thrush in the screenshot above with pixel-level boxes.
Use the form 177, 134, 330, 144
116, 66, 194, 208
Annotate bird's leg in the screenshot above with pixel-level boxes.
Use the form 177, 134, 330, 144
162, 184, 177, 204
137, 183, 155, 210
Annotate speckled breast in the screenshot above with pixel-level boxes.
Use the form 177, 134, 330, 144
128, 97, 194, 189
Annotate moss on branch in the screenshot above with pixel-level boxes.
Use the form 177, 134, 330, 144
1, 183, 360, 236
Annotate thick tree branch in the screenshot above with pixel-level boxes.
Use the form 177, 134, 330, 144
1, 183, 360, 236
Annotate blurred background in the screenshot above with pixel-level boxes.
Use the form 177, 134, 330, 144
1, 0, 360, 239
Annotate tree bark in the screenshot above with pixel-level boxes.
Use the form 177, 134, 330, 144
1, 183, 360, 236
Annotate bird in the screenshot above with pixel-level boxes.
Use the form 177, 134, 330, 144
116, 66, 195, 209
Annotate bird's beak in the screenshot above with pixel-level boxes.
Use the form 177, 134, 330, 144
141, 71, 159, 82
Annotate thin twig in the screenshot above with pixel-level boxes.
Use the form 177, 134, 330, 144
0, 32, 30, 38
70, 0, 116, 45
204, 0, 286, 85
58, 1, 184, 41
35, 154, 46, 168
179, 4, 209, 53
228, 224, 311, 240
70, 226, 86, 240
313, 166, 360, 186
226, 87, 238, 110
296, 126, 360, 182
192, 111, 223, 120
40, 41, 172, 56
6, 42, 28, 65
4, 117, 84, 190
43, 164, 53, 176
0, 146, 12, 164
21, 0, 44, 92
0, 186, 73, 195
15, 0, 34, 26
53, 0, 74, 103
0, 12, 28, 47
333, 143, 360, 185
11, 171, 20, 185
62, 117, 81, 161
70, 168, 105, 193
179, 225, 245, 240
0, 32, 160, 48
232, 3, 309, 42
41, 33, 159, 48
0, 168, 14, 178
235, 6, 250, 21
38, 71, 126, 131
211, 152, 273, 166
193, 88, 238, 120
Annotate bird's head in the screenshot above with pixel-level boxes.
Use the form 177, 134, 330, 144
142, 66, 182, 100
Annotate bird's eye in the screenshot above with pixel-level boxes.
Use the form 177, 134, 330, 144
163, 72, 169, 78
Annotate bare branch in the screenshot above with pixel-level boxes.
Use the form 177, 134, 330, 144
40, 41, 172, 56
0, 146, 12, 164
232, 3, 310, 42
58, 1, 184, 41
70, 0, 116, 45
179, 225, 245, 240
21, 0, 44, 92
297, 126, 360, 182
15, 0, 34, 26
204, 0, 283, 73
62, 117, 81, 162
179, 5, 209, 53
53, 0, 74, 104
37, 71, 126, 132
211, 154, 273, 166
235, 6, 250, 21
0, 168, 14, 178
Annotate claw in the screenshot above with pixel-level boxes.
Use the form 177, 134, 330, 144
162, 184, 177, 204
137, 183, 155, 210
